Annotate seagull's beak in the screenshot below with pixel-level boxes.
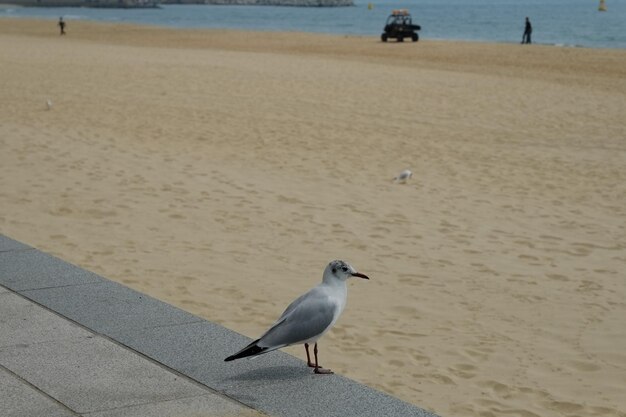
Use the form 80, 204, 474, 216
351, 272, 370, 280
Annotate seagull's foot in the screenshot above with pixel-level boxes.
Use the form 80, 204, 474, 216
314, 367, 334, 375
307, 361, 316, 368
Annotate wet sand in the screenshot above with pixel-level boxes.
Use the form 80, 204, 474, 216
1, 18, 625, 417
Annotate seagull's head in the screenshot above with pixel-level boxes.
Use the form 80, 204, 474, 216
324, 260, 369, 283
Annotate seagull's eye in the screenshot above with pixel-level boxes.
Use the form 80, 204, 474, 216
341, 266, 348, 272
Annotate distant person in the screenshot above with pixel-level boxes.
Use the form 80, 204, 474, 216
521, 17, 532, 44
58, 17, 66, 35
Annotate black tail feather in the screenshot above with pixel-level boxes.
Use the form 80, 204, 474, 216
224, 339, 268, 362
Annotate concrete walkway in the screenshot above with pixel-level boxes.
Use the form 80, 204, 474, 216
0, 234, 438, 417
0, 285, 260, 417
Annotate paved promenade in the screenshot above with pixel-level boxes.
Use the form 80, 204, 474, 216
0, 234, 438, 417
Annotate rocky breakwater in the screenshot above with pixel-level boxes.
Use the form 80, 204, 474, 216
6, 0, 159, 7
5, 0, 353, 6
163, 0, 353, 6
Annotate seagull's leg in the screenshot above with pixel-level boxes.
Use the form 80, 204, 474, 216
305, 343, 315, 368
313, 343, 333, 375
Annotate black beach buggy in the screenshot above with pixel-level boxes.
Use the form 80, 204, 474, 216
381, 9, 421, 42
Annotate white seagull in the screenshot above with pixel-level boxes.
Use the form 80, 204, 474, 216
224, 260, 369, 374
393, 169, 413, 183
46, 99, 53, 110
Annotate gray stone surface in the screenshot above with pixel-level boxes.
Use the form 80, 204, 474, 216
0, 367, 77, 417
116, 322, 435, 417
0, 292, 91, 348
20, 280, 202, 337
0, 268, 257, 417
0, 249, 103, 291
0, 235, 31, 253
84, 394, 259, 417
0, 335, 211, 414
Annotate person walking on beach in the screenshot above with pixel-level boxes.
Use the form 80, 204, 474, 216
521, 17, 532, 44
58, 17, 66, 35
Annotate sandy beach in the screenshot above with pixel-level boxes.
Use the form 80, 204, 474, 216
1, 18, 625, 417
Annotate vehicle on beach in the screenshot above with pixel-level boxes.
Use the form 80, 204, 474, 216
381, 9, 421, 42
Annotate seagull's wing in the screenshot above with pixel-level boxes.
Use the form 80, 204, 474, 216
257, 286, 338, 349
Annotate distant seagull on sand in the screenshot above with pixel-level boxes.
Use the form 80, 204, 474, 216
224, 260, 369, 374
394, 169, 413, 183
46, 99, 53, 110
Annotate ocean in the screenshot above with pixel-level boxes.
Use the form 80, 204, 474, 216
2, 0, 626, 49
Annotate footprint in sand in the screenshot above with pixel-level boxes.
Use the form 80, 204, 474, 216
546, 400, 584, 414
397, 273, 426, 286
429, 373, 456, 385
479, 380, 512, 397
577, 280, 603, 292
518, 254, 539, 261
84, 208, 117, 218
566, 360, 600, 372
545, 273, 569, 281
390, 305, 418, 316
462, 347, 491, 361
448, 363, 477, 379
49, 206, 73, 216
540, 234, 563, 242
387, 359, 405, 367
410, 352, 430, 364
277, 195, 305, 204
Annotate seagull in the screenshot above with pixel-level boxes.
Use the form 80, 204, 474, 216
393, 169, 413, 183
46, 99, 53, 110
224, 260, 369, 374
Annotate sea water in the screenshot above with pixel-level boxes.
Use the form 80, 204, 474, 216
1, 0, 625, 49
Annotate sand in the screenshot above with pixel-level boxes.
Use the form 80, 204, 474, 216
1, 18, 625, 417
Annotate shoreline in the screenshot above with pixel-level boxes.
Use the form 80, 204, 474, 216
2, 13, 626, 50
2, 18, 625, 417
2, 18, 625, 64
